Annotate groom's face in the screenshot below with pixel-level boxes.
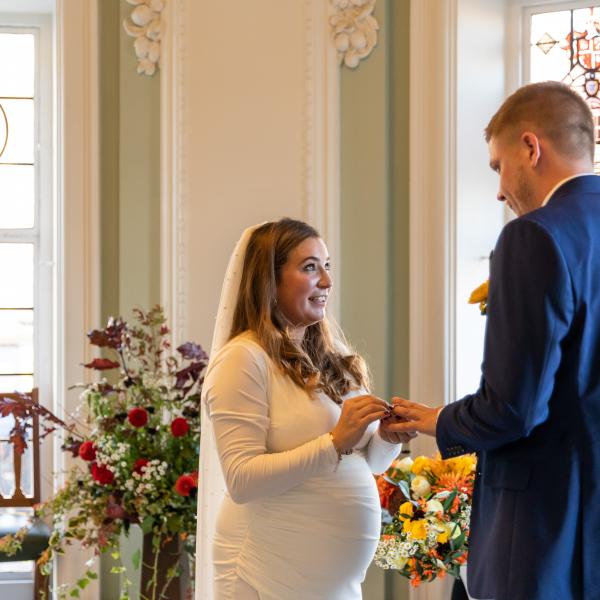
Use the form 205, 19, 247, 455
488, 133, 539, 217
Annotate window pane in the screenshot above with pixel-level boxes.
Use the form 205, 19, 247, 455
0, 310, 33, 375
0, 165, 34, 228
0, 244, 33, 307
0, 375, 33, 392
0, 439, 16, 499
0, 99, 34, 164
0, 418, 34, 500
0, 33, 34, 98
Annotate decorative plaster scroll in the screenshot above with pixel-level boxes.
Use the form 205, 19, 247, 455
329, 0, 378, 69
123, 0, 165, 76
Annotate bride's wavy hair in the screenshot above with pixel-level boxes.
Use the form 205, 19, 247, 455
230, 218, 370, 403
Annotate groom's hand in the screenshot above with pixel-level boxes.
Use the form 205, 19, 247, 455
386, 397, 442, 437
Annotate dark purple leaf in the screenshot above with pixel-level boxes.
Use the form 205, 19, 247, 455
177, 342, 208, 361
83, 358, 120, 371
174, 361, 206, 390
87, 317, 127, 350
62, 439, 82, 458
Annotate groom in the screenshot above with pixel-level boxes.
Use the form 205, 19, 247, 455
390, 81, 600, 600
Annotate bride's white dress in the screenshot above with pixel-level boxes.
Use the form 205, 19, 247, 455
205, 332, 401, 600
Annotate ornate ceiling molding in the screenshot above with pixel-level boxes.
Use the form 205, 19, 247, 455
329, 0, 379, 69
123, 0, 165, 76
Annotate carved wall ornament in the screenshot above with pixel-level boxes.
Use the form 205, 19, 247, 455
329, 0, 379, 69
123, 0, 165, 76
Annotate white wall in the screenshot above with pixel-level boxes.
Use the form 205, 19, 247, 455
162, 0, 339, 350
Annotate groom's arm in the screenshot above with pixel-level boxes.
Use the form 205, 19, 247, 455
440, 218, 574, 455
393, 218, 574, 456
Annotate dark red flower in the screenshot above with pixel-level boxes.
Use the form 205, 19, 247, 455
174, 474, 197, 496
170, 417, 190, 437
133, 458, 149, 474
91, 463, 114, 485
78, 440, 96, 462
127, 407, 149, 428
83, 358, 120, 371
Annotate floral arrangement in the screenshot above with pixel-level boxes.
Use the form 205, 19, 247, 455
374, 453, 476, 587
0, 307, 207, 600
468, 280, 488, 315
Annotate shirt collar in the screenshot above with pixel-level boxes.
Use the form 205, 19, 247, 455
541, 173, 596, 207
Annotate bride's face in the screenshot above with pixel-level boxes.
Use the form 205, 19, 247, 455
276, 236, 332, 338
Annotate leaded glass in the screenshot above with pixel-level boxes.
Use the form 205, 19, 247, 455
530, 6, 600, 173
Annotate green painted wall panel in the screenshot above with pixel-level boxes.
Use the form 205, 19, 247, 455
340, 1, 410, 598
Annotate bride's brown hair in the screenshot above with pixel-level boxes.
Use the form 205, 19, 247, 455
229, 218, 369, 403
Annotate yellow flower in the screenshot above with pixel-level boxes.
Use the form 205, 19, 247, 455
468, 280, 488, 304
444, 455, 476, 478
403, 519, 428, 540
411, 456, 431, 475
398, 502, 414, 521
468, 280, 489, 315
437, 528, 450, 544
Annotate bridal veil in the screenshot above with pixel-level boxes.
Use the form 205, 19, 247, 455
195, 224, 260, 600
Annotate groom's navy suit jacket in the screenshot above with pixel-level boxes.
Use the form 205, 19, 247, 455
437, 175, 600, 600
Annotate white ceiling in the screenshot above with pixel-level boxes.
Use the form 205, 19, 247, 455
0, 0, 53, 14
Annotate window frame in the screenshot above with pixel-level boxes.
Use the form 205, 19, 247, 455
0, 13, 53, 503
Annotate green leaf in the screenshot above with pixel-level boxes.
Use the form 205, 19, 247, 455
442, 489, 458, 512
110, 566, 126, 574
76, 578, 89, 590
141, 516, 154, 534
111, 550, 121, 560
399, 480, 411, 500
69, 589, 80, 598
131, 549, 141, 570
86, 570, 98, 580
166, 515, 181, 533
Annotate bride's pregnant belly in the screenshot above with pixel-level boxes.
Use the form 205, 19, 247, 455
227, 455, 382, 593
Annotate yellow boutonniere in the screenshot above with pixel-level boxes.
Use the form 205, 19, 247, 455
468, 280, 488, 315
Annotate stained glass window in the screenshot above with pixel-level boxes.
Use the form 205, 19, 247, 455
530, 6, 600, 173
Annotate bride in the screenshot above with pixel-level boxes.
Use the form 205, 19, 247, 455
195, 218, 414, 599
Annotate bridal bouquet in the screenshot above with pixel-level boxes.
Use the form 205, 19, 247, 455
374, 453, 476, 587
0, 307, 207, 600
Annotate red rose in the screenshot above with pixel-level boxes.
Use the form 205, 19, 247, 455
174, 474, 197, 497
91, 463, 114, 485
170, 417, 190, 437
133, 458, 149, 474
127, 407, 149, 428
78, 440, 96, 462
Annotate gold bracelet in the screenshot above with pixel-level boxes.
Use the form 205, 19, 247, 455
329, 431, 353, 460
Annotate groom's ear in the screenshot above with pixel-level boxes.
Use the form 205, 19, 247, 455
521, 131, 541, 168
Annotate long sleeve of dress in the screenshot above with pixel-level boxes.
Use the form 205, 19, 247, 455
205, 340, 340, 504
364, 428, 402, 474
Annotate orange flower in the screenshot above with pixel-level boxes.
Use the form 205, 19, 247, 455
376, 477, 397, 510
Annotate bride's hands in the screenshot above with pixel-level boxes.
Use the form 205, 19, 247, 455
330, 394, 390, 453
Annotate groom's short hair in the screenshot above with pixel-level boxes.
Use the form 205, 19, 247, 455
485, 81, 595, 162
